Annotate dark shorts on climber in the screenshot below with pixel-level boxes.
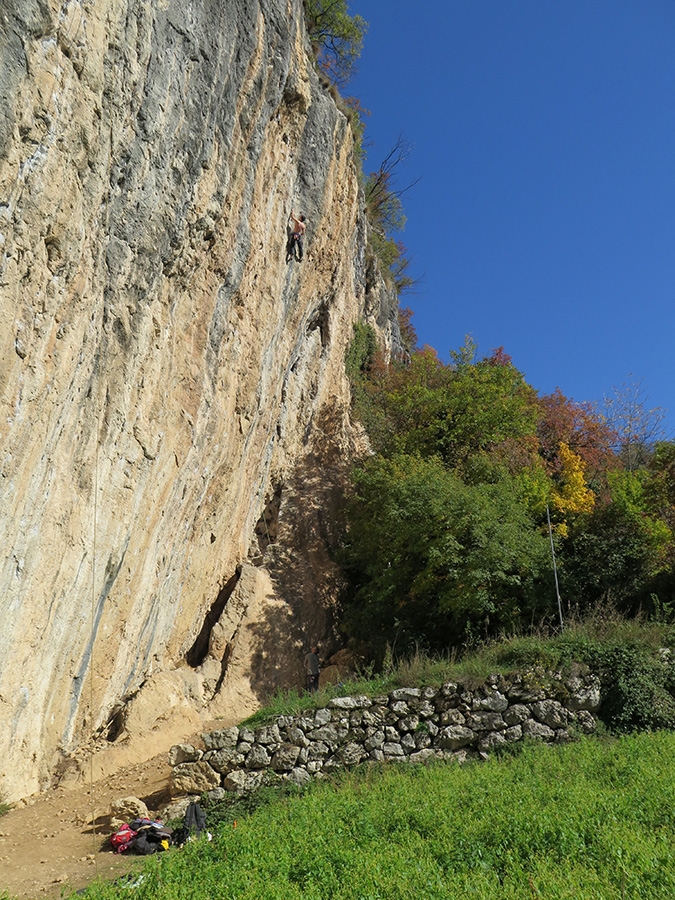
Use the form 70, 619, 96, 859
287, 232, 303, 261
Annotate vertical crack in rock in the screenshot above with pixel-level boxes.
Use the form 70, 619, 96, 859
306, 300, 330, 350
253, 484, 283, 560
186, 566, 242, 668
63, 540, 130, 747
212, 640, 234, 697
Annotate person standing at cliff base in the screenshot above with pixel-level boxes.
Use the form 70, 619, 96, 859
305, 645, 320, 693
287, 210, 306, 262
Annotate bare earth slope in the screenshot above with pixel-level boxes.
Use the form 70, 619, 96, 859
0, 754, 172, 899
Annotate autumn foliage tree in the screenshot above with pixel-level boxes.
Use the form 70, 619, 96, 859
341, 334, 675, 659
342, 340, 553, 655
537, 388, 617, 486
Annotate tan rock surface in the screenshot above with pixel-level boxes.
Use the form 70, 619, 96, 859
0, 0, 399, 804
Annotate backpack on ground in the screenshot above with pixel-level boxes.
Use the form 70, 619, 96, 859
111, 818, 172, 854
128, 817, 173, 853
110, 823, 137, 853
172, 801, 207, 846
185, 801, 207, 835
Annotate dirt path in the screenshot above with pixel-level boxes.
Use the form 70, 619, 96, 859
0, 755, 173, 899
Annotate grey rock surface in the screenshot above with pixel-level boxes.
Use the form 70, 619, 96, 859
245, 745, 271, 770
271, 743, 301, 771
531, 700, 569, 729
168, 744, 203, 766
203, 728, 240, 751
566, 676, 601, 712
171, 760, 221, 794
522, 720, 556, 741
437, 725, 476, 750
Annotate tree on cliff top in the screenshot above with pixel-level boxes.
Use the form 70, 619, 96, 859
365, 136, 419, 293
304, 0, 367, 85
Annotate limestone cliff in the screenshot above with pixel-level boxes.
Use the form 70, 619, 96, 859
0, 0, 399, 803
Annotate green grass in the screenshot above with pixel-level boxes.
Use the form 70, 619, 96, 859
76, 731, 675, 899
240, 657, 468, 728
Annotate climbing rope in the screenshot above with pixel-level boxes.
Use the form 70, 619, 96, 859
89, 403, 101, 870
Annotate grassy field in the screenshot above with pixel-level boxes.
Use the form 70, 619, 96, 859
77, 730, 675, 900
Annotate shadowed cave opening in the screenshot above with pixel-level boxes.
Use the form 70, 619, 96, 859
106, 706, 126, 742
186, 566, 242, 668
307, 301, 330, 349
104, 684, 141, 743
254, 484, 283, 558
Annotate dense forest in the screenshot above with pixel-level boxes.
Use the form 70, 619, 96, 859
341, 324, 675, 662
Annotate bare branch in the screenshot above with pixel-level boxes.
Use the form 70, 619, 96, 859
603, 375, 668, 471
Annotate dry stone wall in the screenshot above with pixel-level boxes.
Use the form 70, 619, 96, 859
168, 674, 602, 796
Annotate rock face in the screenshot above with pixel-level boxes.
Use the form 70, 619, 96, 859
0, 0, 399, 803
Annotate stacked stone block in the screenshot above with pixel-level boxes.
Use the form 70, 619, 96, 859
169, 673, 601, 796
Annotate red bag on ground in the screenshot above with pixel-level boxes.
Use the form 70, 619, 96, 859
110, 823, 138, 853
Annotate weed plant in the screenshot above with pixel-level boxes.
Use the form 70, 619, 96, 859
78, 732, 675, 899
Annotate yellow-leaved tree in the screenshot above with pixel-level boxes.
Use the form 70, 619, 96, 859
550, 442, 595, 536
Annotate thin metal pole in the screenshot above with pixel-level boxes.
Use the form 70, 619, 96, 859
547, 504, 564, 631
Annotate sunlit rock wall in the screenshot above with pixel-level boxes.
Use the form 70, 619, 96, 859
0, 0, 399, 802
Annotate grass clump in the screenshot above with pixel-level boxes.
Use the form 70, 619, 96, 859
243, 649, 468, 728
76, 732, 675, 899
244, 617, 675, 735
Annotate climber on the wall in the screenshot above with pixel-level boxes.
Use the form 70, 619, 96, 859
286, 210, 306, 262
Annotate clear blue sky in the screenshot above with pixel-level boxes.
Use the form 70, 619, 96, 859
349, 1, 675, 434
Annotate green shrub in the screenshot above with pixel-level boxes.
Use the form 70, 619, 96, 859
203, 780, 305, 831
587, 643, 675, 732
344, 321, 377, 383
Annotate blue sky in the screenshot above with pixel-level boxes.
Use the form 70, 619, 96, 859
349, 1, 675, 434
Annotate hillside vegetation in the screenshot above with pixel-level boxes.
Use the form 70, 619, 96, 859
306, 5, 675, 670
244, 618, 675, 734
342, 330, 675, 664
